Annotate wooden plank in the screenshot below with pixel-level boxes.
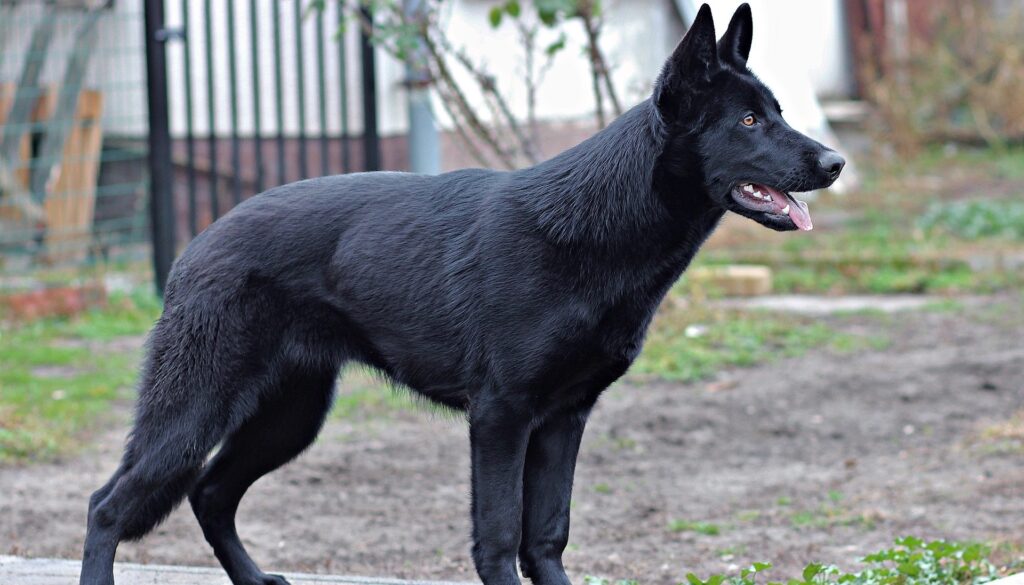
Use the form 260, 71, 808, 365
689, 264, 774, 297
0, 79, 33, 188
0, 82, 38, 225
0, 82, 14, 125
42, 89, 103, 264
29, 5, 102, 202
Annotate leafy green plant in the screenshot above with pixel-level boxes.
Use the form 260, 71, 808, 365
586, 538, 1011, 585
682, 538, 1002, 585
918, 199, 1024, 241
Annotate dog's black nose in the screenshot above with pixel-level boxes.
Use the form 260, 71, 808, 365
818, 150, 846, 180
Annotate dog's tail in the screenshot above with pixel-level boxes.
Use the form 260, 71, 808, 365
81, 308, 234, 583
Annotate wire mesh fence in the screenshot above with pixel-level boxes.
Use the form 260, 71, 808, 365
1, 0, 386, 302
0, 1, 152, 287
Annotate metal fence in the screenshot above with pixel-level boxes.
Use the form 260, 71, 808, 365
0, 0, 382, 294
0, 1, 151, 279
146, 0, 382, 292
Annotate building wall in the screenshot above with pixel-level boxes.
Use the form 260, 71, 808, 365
699, 0, 855, 99
1, 0, 854, 142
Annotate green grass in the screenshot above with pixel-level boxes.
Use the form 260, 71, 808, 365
668, 519, 722, 536
0, 291, 160, 463
700, 214, 1024, 295
332, 366, 419, 420
631, 299, 880, 382
789, 504, 876, 531
734, 510, 761, 522
908, 145, 1024, 180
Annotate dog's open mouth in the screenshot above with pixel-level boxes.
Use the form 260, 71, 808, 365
731, 183, 813, 231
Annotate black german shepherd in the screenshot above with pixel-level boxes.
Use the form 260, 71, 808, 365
81, 5, 844, 585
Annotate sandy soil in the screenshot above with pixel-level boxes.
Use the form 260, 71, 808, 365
2, 299, 1022, 584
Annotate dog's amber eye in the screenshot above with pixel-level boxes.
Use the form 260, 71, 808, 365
742, 114, 757, 127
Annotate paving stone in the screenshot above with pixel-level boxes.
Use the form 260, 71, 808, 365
0, 556, 475, 585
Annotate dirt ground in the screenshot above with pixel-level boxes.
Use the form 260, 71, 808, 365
2, 297, 1022, 584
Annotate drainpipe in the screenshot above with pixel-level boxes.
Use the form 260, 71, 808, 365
403, 0, 441, 175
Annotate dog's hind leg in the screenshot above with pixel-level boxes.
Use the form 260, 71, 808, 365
518, 408, 590, 585
188, 363, 338, 585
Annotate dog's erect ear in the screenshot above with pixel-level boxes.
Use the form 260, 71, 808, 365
719, 3, 753, 69
654, 3, 718, 120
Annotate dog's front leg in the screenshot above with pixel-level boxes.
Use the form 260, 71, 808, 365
518, 408, 589, 585
469, 401, 532, 585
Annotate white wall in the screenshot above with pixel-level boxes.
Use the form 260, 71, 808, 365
159, 0, 689, 137
696, 0, 854, 98
0, 0, 853, 140
430, 0, 685, 128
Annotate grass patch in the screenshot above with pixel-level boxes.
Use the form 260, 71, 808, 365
668, 520, 722, 536
973, 410, 1024, 456
632, 298, 877, 382
0, 291, 161, 463
734, 510, 761, 522
332, 366, 419, 420
700, 215, 1023, 295
909, 146, 1024, 180
789, 505, 877, 531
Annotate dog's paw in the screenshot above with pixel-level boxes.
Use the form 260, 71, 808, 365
248, 573, 291, 585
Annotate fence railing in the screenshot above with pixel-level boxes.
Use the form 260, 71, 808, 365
147, 0, 382, 293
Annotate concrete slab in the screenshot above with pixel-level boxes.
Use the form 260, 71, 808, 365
714, 294, 950, 315
0, 556, 475, 585
991, 574, 1024, 585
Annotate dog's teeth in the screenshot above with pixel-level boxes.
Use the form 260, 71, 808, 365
743, 185, 754, 193
781, 204, 791, 214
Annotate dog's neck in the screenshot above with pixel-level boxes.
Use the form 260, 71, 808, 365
512, 99, 725, 259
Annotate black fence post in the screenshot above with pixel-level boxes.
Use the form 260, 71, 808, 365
144, 0, 176, 296
359, 6, 380, 171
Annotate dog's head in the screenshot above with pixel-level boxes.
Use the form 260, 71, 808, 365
653, 3, 845, 231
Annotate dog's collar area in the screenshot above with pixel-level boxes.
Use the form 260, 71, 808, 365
731, 182, 813, 231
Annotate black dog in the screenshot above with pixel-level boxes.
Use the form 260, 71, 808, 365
80, 5, 844, 585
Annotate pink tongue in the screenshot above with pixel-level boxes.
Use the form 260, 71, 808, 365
764, 186, 813, 231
